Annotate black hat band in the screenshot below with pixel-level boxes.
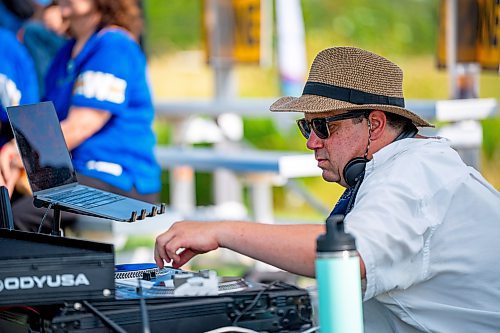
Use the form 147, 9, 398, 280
303, 81, 405, 108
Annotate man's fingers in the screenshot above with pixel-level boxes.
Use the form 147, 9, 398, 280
173, 249, 197, 268
155, 236, 172, 267
164, 236, 182, 264
154, 246, 165, 268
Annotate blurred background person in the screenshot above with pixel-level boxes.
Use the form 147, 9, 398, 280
0, 0, 161, 233
0, 0, 65, 97
19, 1, 68, 97
0, 26, 39, 194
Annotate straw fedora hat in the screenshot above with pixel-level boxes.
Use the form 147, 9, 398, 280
270, 47, 433, 127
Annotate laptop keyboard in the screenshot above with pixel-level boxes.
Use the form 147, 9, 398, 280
45, 188, 125, 208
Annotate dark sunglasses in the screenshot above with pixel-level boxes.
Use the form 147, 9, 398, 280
296, 110, 369, 139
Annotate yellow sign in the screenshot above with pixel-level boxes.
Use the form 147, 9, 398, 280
437, 0, 500, 71
203, 0, 261, 64
233, 0, 261, 63
476, 0, 500, 70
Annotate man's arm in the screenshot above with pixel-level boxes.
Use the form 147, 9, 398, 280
155, 221, 366, 278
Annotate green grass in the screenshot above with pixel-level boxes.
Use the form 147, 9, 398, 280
143, 1, 202, 55
121, 236, 155, 252
190, 261, 249, 278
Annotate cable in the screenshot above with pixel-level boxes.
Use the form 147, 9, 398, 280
82, 301, 128, 333
210, 281, 314, 333
232, 281, 279, 326
274, 280, 300, 290
204, 324, 320, 333
231, 280, 302, 326
204, 326, 260, 333
37, 202, 54, 233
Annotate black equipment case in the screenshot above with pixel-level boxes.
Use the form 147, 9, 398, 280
0, 229, 115, 306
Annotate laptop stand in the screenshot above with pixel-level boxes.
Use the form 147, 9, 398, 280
32, 197, 167, 236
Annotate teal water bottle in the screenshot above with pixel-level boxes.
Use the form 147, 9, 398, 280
315, 214, 364, 333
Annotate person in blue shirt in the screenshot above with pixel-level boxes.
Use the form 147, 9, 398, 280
0, 27, 39, 143
0, 27, 39, 193
0, 0, 160, 232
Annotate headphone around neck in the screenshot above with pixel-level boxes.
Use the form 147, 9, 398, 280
343, 157, 368, 188
342, 123, 418, 188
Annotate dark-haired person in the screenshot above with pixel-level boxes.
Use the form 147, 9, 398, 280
0, 0, 36, 33
154, 47, 500, 332
0, 0, 160, 232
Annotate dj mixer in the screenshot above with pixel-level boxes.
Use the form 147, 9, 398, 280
0, 258, 313, 333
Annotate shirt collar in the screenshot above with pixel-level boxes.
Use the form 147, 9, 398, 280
365, 137, 449, 177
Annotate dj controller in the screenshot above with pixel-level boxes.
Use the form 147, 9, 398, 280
0, 230, 314, 333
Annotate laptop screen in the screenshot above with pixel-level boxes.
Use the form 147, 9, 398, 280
6, 102, 77, 193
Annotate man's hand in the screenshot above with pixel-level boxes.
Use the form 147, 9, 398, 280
154, 221, 222, 269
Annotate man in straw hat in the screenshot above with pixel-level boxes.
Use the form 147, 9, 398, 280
155, 47, 500, 331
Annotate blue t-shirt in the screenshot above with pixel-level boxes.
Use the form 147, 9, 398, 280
0, 28, 39, 146
44, 28, 160, 194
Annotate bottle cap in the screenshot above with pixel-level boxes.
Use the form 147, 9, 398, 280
316, 214, 357, 252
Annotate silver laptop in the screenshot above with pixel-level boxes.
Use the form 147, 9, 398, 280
6, 101, 162, 222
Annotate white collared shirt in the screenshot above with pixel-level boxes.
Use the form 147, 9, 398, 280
345, 137, 500, 333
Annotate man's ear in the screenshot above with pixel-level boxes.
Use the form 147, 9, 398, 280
367, 110, 387, 141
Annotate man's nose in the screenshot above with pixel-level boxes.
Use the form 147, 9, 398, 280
306, 130, 323, 150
